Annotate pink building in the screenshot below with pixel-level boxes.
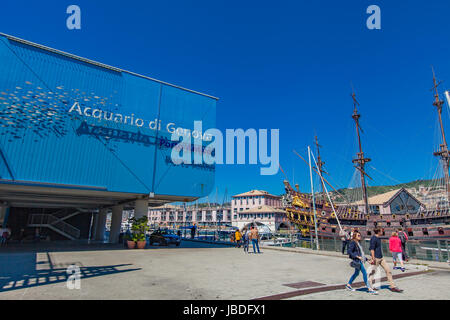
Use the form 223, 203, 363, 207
232, 190, 282, 216
231, 190, 288, 232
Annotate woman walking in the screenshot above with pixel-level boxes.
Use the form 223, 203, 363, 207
346, 230, 377, 294
389, 231, 405, 272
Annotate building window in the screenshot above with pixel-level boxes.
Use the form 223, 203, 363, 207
370, 205, 380, 215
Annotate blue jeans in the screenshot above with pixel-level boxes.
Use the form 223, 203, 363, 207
252, 239, 260, 253
342, 240, 349, 254
243, 240, 249, 253
348, 261, 369, 287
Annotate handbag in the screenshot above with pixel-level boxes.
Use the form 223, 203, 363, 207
350, 260, 361, 270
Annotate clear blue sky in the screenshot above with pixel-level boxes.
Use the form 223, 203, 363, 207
2, 0, 450, 202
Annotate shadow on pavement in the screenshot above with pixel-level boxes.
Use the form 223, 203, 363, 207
0, 251, 140, 293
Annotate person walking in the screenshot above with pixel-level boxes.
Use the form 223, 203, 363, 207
19, 228, 25, 244
368, 228, 403, 293
0, 225, 7, 246
398, 228, 409, 262
230, 232, 235, 243
1, 226, 11, 246
235, 229, 242, 248
389, 231, 405, 272
339, 227, 351, 255
346, 231, 377, 294
350, 228, 355, 240
34, 227, 41, 243
191, 223, 197, 239
243, 228, 250, 253
250, 226, 261, 254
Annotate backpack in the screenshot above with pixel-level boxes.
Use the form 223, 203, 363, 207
399, 232, 406, 245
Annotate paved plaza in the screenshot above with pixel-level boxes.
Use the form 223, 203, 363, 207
0, 240, 449, 300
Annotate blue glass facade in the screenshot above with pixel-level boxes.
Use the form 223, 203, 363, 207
0, 34, 217, 198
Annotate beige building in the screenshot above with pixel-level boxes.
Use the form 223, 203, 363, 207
148, 204, 232, 227
350, 188, 423, 215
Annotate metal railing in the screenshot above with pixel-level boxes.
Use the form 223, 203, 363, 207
270, 233, 450, 263
28, 214, 81, 239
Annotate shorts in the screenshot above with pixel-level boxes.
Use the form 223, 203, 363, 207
392, 252, 403, 263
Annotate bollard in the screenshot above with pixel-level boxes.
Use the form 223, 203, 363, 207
446, 240, 449, 262
334, 237, 337, 252
437, 240, 443, 262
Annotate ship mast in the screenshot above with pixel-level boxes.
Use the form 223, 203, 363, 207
431, 68, 450, 204
351, 91, 371, 215
314, 135, 327, 202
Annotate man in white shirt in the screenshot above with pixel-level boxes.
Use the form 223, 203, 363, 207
339, 227, 351, 254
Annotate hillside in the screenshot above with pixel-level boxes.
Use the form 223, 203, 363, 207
331, 179, 436, 203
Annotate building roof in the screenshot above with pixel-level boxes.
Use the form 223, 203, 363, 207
149, 204, 180, 210
232, 190, 279, 198
351, 188, 422, 206
240, 205, 285, 214
0, 32, 219, 101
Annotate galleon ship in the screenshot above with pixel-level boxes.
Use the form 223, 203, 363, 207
282, 71, 450, 240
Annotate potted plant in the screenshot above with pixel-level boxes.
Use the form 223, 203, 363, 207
124, 233, 135, 249
129, 216, 150, 249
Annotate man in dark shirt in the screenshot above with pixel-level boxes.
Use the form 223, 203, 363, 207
191, 223, 197, 239
368, 228, 403, 293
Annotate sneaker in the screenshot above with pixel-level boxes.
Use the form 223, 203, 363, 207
346, 284, 355, 292
367, 288, 378, 295
389, 287, 404, 293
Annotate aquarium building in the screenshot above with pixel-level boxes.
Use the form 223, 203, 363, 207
0, 33, 217, 242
